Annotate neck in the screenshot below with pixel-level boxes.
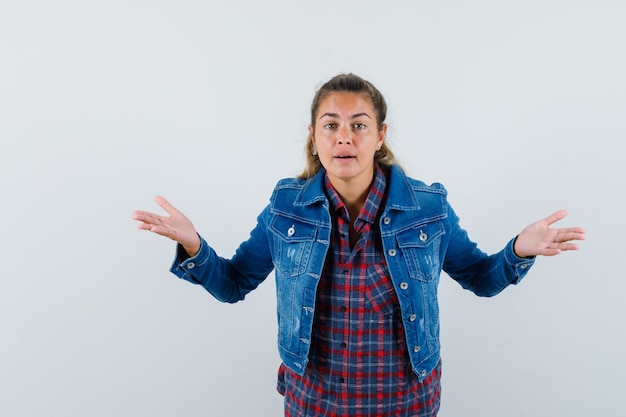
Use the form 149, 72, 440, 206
338, 185, 369, 217
328, 172, 374, 216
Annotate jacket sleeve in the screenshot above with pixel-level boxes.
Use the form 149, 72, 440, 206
169, 205, 275, 303
442, 204, 535, 297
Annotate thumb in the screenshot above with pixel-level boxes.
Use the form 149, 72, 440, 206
543, 209, 568, 226
155, 195, 177, 215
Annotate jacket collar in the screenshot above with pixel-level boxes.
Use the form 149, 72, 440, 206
293, 169, 328, 207
294, 164, 420, 211
385, 164, 421, 211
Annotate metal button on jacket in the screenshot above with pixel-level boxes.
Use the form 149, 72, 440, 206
287, 225, 295, 237
419, 230, 428, 242
400, 282, 409, 290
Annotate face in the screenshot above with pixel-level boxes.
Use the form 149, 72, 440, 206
309, 92, 386, 193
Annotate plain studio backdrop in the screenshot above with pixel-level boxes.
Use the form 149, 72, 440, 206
1, 1, 624, 416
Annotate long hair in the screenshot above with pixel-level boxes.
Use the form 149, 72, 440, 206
298, 73, 398, 179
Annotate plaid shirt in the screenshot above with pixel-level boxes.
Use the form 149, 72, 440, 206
277, 166, 441, 417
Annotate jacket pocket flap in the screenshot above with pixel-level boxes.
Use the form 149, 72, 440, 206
396, 222, 444, 248
270, 215, 317, 242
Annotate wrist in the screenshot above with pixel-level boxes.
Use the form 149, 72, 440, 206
182, 235, 201, 258
513, 235, 533, 259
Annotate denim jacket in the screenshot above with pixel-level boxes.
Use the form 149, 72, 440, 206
171, 164, 535, 381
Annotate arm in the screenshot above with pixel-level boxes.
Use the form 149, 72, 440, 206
442, 207, 584, 297
132, 197, 275, 303
442, 208, 533, 297
170, 206, 275, 302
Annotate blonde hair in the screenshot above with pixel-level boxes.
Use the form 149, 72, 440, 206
298, 73, 398, 179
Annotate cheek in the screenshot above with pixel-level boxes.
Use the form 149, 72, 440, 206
313, 133, 333, 149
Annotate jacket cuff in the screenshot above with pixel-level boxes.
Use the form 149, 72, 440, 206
504, 237, 535, 284
170, 235, 209, 283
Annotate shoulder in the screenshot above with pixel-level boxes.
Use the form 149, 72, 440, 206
271, 177, 310, 204
269, 171, 327, 214
406, 176, 447, 195
273, 176, 309, 190
384, 165, 452, 226
388, 164, 448, 197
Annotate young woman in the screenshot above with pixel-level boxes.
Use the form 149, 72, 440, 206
132, 74, 585, 417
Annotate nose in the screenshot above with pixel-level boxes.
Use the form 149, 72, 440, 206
337, 125, 352, 144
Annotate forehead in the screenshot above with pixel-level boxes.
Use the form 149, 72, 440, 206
317, 92, 375, 118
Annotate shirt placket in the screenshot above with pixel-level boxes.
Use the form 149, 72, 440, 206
336, 215, 352, 389
338, 216, 371, 391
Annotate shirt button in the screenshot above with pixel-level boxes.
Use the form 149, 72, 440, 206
400, 282, 409, 290
339, 377, 345, 383
383, 217, 391, 225
409, 314, 417, 321
413, 345, 421, 353
388, 249, 397, 256
187, 262, 195, 269
340, 306, 347, 312
341, 342, 347, 348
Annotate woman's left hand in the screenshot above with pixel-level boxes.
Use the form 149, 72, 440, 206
513, 210, 586, 258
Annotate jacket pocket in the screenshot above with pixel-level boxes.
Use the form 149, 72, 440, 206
396, 221, 444, 282
270, 215, 317, 278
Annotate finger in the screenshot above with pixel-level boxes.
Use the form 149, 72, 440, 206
541, 248, 562, 256
555, 229, 586, 243
132, 210, 164, 225
559, 243, 580, 251
136, 222, 153, 231
155, 195, 177, 215
132, 210, 155, 222
543, 209, 568, 226
542, 240, 581, 256
146, 224, 173, 238
136, 221, 167, 235
558, 227, 585, 234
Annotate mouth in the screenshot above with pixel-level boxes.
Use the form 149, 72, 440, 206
335, 155, 355, 159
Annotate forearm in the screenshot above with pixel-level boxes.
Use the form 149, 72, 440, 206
169, 208, 275, 303
447, 238, 535, 297
170, 236, 245, 302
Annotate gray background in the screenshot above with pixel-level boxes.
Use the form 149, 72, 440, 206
1, 1, 624, 416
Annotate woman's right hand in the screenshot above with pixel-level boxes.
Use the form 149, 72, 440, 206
132, 196, 201, 257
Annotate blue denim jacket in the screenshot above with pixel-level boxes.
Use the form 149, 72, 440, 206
171, 164, 535, 381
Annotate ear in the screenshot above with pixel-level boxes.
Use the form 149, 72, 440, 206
308, 124, 315, 144
378, 124, 387, 147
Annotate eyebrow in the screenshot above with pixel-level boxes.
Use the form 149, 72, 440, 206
319, 112, 372, 120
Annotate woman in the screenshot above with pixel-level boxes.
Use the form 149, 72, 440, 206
132, 74, 585, 416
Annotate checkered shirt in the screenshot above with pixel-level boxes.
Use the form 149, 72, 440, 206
277, 165, 441, 416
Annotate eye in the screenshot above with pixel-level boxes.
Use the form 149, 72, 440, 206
324, 122, 337, 129
353, 123, 366, 130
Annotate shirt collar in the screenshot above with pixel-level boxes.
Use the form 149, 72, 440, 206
324, 164, 387, 230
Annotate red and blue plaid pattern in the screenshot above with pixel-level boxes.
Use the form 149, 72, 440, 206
277, 166, 441, 416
